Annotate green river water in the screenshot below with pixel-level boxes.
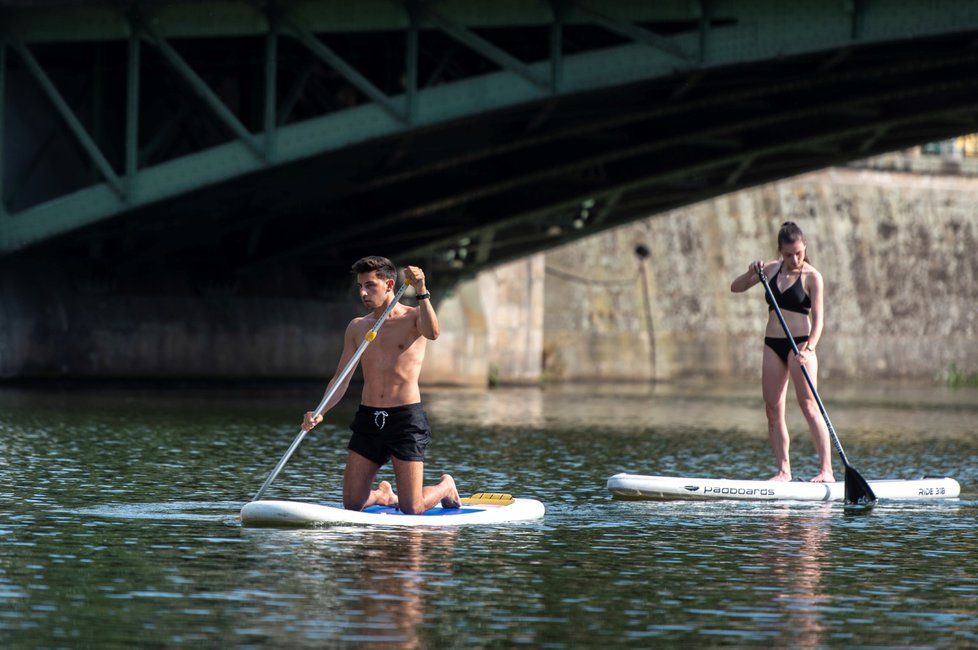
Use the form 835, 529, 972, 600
1, 381, 976, 647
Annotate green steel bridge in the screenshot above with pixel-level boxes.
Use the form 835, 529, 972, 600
4, 1, 978, 278
2, 0, 978, 377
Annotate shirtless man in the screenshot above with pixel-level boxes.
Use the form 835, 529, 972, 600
300, 256, 461, 514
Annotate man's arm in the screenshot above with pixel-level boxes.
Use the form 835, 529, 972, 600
403, 265, 439, 340
302, 319, 359, 432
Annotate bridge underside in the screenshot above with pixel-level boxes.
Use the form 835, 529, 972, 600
2, 1, 978, 295
19, 29, 978, 294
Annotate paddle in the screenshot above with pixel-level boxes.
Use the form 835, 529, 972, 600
756, 266, 877, 506
251, 279, 412, 502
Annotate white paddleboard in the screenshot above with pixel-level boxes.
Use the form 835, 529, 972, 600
607, 473, 961, 502
241, 496, 545, 527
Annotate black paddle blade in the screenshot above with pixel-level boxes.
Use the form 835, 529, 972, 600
844, 464, 878, 506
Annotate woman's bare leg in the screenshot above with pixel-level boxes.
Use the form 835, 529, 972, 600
762, 345, 792, 481
788, 354, 835, 482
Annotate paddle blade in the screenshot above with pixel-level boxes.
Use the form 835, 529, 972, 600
844, 465, 878, 506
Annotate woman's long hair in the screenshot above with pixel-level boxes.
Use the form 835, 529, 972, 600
777, 221, 810, 263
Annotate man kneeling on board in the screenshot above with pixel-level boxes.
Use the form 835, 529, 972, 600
300, 256, 461, 514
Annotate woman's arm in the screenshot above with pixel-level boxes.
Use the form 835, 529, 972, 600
804, 270, 824, 351
731, 260, 774, 293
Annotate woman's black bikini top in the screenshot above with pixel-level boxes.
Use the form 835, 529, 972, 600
766, 264, 811, 315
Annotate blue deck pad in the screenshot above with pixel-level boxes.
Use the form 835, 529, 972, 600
362, 505, 485, 517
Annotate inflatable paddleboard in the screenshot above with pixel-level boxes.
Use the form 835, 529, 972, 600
240, 493, 544, 527
607, 473, 961, 502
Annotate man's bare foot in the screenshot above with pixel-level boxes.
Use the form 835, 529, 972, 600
809, 471, 835, 483
768, 471, 792, 482
376, 480, 399, 507
439, 474, 461, 509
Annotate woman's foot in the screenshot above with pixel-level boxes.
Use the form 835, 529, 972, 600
809, 471, 835, 483
768, 471, 792, 482
439, 474, 461, 509
375, 480, 399, 507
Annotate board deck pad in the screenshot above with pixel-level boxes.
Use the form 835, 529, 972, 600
241, 494, 544, 527
362, 505, 482, 516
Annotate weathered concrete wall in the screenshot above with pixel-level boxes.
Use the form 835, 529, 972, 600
0, 262, 493, 385
539, 166, 978, 381
419, 279, 489, 386
2, 163, 975, 384
0, 264, 355, 379
422, 257, 544, 385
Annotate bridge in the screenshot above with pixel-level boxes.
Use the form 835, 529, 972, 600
2, 0, 978, 377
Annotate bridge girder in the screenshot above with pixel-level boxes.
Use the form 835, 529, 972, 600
1, 1, 978, 288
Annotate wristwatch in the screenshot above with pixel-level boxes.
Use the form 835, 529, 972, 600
416, 292, 431, 300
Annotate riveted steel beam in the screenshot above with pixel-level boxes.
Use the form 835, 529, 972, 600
142, 26, 263, 157
397, 99, 978, 264
264, 24, 277, 158
423, 7, 549, 91
281, 17, 407, 122
550, 0, 566, 93
0, 41, 5, 222
405, 1, 420, 123
724, 154, 756, 186
589, 190, 622, 226
8, 35, 125, 198
571, 2, 691, 66
277, 60, 315, 125
858, 125, 890, 152
698, 0, 712, 63
474, 230, 495, 264
125, 28, 140, 191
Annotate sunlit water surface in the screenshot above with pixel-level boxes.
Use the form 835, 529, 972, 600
1, 381, 976, 647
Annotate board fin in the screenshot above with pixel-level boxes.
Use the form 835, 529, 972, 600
461, 492, 514, 506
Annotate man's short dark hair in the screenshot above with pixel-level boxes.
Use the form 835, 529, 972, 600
351, 256, 397, 281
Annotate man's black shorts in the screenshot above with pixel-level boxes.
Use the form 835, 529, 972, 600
348, 403, 431, 467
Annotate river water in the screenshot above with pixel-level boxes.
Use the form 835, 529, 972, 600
1, 381, 975, 647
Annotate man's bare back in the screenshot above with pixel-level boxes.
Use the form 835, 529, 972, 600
300, 258, 460, 514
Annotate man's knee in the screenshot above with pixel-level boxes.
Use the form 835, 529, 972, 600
398, 500, 425, 515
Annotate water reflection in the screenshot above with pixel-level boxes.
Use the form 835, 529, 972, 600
271, 527, 460, 647
766, 506, 831, 648
348, 528, 458, 648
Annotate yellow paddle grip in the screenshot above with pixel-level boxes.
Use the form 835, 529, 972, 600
365, 331, 377, 342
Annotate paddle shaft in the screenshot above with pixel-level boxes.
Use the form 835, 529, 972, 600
756, 268, 851, 467
251, 281, 411, 501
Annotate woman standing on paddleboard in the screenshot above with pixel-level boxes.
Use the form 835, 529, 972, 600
730, 222, 834, 483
